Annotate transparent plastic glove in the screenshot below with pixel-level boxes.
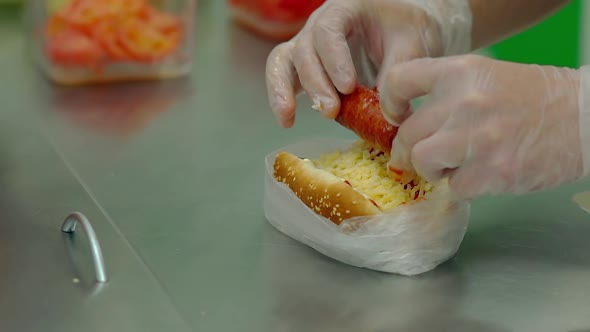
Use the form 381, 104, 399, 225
265, 0, 472, 128
381, 55, 588, 199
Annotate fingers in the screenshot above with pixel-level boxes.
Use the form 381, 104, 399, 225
412, 131, 467, 182
447, 164, 486, 200
387, 99, 454, 171
391, 117, 483, 200
375, 35, 421, 88
379, 57, 445, 126
389, 122, 467, 183
292, 33, 341, 120
266, 33, 344, 126
267, 1, 363, 126
266, 42, 302, 128
312, 4, 358, 94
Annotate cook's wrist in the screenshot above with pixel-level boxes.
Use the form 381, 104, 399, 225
400, 0, 473, 55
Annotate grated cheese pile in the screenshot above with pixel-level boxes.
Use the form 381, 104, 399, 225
312, 140, 433, 211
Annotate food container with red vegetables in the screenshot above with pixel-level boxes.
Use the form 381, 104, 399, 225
227, 0, 325, 41
25, 0, 196, 85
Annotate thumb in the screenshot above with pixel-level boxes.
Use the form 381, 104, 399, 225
378, 57, 445, 126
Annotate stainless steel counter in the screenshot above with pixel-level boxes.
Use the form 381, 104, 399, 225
2, 3, 590, 332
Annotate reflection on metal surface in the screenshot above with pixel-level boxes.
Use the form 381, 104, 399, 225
47, 78, 193, 137
266, 232, 510, 332
1, 1, 589, 330
573, 191, 590, 213
61, 212, 108, 283
228, 23, 276, 88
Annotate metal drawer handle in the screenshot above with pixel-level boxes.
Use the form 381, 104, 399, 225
61, 212, 108, 283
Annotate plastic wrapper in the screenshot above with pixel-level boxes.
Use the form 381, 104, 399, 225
227, 0, 325, 42
264, 138, 471, 276
24, 0, 195, 85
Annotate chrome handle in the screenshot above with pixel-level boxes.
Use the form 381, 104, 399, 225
61, 212, 108, 283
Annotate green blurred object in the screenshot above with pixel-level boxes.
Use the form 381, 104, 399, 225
486, 0, 581, 68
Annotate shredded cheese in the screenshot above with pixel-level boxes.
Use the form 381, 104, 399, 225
312, 140, 432, 210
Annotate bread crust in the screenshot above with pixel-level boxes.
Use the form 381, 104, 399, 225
273, 151, 382, 225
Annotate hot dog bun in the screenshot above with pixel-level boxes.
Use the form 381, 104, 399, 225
273, 85, 429, 225
273, 141, 432, 225
273, 150, 382, 225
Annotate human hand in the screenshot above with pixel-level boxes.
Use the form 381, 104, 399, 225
265, 0, 472, 128
381, 55, 586, 199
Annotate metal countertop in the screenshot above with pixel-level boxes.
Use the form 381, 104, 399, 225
1, 2, 590, 332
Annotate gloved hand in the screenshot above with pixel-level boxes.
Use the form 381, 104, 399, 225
381, 54, 590, 199
265, 0, 473, 128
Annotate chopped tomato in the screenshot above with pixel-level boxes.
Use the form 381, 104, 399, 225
387, 166, 404, 182
46, 15, 72, 38
258, 0, 298, 21
233, 0, 325, 21
228, 0, 325, 41
117, 17, 177, 62
140, 7, 182, 34
66, 0, 147, 17
46, 29, 103, 68
58, 0, 107, 32
276, 0, 324, 18
92, 18, 129, 61
59, 0, 146, 33
45, 0, 183, 67
102, 0, 147, 14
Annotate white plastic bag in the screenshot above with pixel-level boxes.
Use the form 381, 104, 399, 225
264, 138, 471, 276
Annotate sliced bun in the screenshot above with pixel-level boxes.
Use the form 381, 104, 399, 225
273, 151, 382, 225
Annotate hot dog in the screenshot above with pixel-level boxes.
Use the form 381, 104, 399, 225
336, 85, 416, 183
273, 85, 427, 225
335, 85, 397, 154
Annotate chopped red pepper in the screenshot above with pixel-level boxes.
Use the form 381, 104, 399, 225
45, 0, 183, 68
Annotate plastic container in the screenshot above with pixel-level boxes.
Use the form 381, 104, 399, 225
25, 0, 196, 85
227, 0, 325, 42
